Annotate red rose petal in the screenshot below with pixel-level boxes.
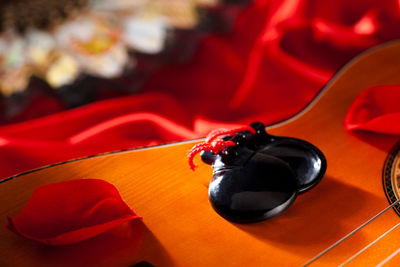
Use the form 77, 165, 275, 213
7, 179, 141, 245
344, 85, 400, 135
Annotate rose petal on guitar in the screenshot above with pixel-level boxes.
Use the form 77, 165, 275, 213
344, 85, 400, 135
7, 179, 142, 245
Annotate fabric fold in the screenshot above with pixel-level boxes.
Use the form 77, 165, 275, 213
344, 85, 400, 135
2, 0, 400, 179
7, 179, 142, 245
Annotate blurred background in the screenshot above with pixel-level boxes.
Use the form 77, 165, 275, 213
0, 0, 399, 179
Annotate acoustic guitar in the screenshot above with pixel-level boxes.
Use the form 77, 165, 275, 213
1, 40, 400, 267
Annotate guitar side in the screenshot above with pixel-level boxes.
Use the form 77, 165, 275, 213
2, 41, 400, 267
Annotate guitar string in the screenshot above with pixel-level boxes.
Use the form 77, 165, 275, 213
376, 247, 400, 267
338, 220, 400, 266
302, 199, 400, 266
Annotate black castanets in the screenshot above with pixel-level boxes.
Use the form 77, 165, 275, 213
188, 122, 327, 223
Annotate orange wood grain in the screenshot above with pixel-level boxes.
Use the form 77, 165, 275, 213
2, 41, 400, 266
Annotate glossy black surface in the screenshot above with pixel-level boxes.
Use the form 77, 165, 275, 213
209, 150, 297, 223
257, 137, 326, 193
247, 122, 327, 193
201, 122, 327, 223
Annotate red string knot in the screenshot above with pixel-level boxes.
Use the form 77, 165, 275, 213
188, 125, 255, 171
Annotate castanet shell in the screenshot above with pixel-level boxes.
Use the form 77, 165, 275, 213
208, 152, 298, 223
256, 136, 327, 193
248, 122, 327, 193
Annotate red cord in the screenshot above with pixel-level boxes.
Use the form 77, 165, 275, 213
205, 125, 256, 143
188, 125, 255, 171
188, 140, 235, 171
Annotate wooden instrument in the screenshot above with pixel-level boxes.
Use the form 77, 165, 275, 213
2, 40, 400, 267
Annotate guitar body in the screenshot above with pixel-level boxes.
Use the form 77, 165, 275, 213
2, 41, 400, 267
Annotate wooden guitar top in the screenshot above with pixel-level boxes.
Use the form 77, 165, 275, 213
2, 41, 400, 266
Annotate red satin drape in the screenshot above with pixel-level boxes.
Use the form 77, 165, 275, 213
345, 85, 400, 135
1, 0, 400, 179
8, 179, 142, 245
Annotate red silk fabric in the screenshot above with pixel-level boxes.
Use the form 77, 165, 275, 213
1, 0, 400, 179
8, 179, 142, 245
345, 85, 400, 135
